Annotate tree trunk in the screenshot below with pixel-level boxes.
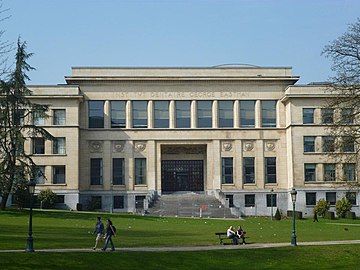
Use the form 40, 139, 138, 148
0, 193, 9, 210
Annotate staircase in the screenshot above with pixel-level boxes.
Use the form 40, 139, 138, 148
147, 192, 236, 218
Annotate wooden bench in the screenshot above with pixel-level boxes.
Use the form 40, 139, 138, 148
215, 232, 248, 245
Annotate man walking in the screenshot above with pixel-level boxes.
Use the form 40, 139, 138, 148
93, 216, 104, 250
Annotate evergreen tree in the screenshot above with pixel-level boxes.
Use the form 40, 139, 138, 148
0, 39, 53, 210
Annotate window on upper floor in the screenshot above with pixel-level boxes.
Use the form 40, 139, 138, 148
306, 192, 316, 206
240, 100, 255, 127
135, 158, 146, 185
324, 164, 336, 182
175, 101, 191, 128
265, 157, 276, 183
13, 109, 25, 126
32, 138, 45, 154
261, 100, 276, 127
304, 164, 316, 182
221, 157, 233, 184
322, 136, 335, 152
53, 137, 66, 155
111, 101, 126, 128
342, 136, 355, 152
90, 158, 103, 185
33, 111, 45, 125
154, 101, 169, 128
243, 157, 255, 184
53, 109, 66, 125
132, 101, 148, 128
341, 108, 354, 124
321, 108, 334, 124
218, 101, 234, 128
326, 192, 336, 205
113, 158, 125, 185
53, 165, 66, 184
343, 163, 356, 181
302, 108, 315, 124
197, 101, 212, 128
88, 101, 104, 128
304, 136, 316, 152
34, 166, 45, 184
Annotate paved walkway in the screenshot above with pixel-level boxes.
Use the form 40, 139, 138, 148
1, 240, 360, 253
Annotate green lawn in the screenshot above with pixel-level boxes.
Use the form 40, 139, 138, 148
0, 245, 359, 270
0, 209, 359, 250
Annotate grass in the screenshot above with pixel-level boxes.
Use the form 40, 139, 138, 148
1, 245, 360, 270
0, 209, 359, 250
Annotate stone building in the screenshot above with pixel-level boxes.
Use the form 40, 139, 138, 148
8, 66, 359, 217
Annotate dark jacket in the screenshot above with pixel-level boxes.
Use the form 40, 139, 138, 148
94, 221, 104, 234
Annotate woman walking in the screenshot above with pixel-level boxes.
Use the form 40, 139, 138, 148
102, 219, 116, 251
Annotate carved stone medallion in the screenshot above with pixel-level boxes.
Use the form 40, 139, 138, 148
113, 141, 125, 153
243, 141, 254, 151
134, 141, 147, 152
89, 141, 103, 153
265, 141, 276, 151
222, 141, 233, 151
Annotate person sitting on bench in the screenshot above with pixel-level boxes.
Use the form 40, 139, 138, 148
226, 226, 238, 245
236, 226, 246, 245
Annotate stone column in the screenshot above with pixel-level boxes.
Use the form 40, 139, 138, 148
255, 140, 265, 188
103, 141, 111, 190
317, 163, 324, 182
104, 100, 110, 129
148, 100, 154, 129
234, 140, 243, 189
212, 100, 218, 128
276, 100, 281, 128
191, 100, 197, 128
255, 100, 261, 128
147, 140, 156, 190
126, 101, 132, 129
156, 143, 162, 192
212, 140, 222, 189
169, 100, 175, 128
84, 101, 89, 128
128, 157, 134, 190
234, 100, 240, 128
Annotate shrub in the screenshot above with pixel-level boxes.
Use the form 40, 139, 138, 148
274, 208, 281, 220
324, 211, 335, 220
345, 211, 356, 219
38, 189, 57, 209
314, 199, 330, 217
335, 197, 352, 218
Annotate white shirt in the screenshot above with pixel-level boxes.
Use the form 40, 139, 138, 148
227, 229, 235, 237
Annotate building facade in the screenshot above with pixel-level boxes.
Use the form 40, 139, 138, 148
11, 67, 359, 217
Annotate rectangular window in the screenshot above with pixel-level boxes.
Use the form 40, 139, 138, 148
90, 158, 103, 185
175, 101, 191, 128
111, 101, 126, 128
245, 194, 255, 207
321, 108, 334, 124
154, 101, 169, 128
324, 164, 336, 182
322, 136, 335, 152
113, 158, 125, 185
197, 101, 212, 128
113, 196, 125, 209
346, 192, 357, 206
88, 101, 104, 128
34, 166, 45, 184
266, 194, 277, 207
53, 166, 65, 184
55, 195, 65, 204
32, 138, 45, 154
240, 100, 255, 127
304, 136, 316, 152
221, 157, 233, 184
304, 164, 316, 182
261, 100, 277, 127
135, 158, 146, 185
135, 195, 146, 209
342, 137, 355, 152
243, 157, 255, 184
265, 157, 276, 183
326, 192, 336, 205
303, 108, 315, 124
14, 109, 25, 126
53, 137, 66, 154
132, 101, 148, 128
33, 111, 45, 125
343, 163, 356, 181
53, 109, 66, 125
218, 101, 234, 128
341, 108, 354, 124
226, 195, 234, 207
91, 196, 102, 210
306, 192, 317, 206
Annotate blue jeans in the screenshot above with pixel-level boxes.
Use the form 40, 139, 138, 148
103, 235, 115, 251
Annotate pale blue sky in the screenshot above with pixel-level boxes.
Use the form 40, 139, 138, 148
3, 0, 359, 84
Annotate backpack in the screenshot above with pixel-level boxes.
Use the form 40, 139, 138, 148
111, 225, 117, 234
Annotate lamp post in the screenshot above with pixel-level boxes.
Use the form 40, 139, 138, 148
26, 179, 36, 252
290, 188, 297, 246
270, 188, 274, 221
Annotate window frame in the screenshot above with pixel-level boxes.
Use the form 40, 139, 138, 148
53, 165, 66, 184
110, 101, 126, 128
53, 109, 66, 125
221, 157, 233, 184
197, 100, 213, 128
135, 158, 147, 185
88, 101, 104, 128
302, 108, 315, 124
265, 157, 277, 183
243, 157, 255, 184
90, 158, 103, 185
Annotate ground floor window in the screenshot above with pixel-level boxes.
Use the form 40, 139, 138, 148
114, 196, 125, 209
226, 195, 234, 207
243, 157, 255, 184
326, 192, 336, 206
266, 194, 277, 207
221, 157, 233, 184
135, 195, 146, 209
113, 158, 125, 185
245, 194, 255, 207
55, 195, 65, 204
306, 192, 316, 206
135, 158, 147, 185
346, 192, 357, 205
90, 196, 102, 210
91, 158, 103, 185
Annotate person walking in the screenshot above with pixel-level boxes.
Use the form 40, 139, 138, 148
92, 217, 104, 250
102, 219, 116, 251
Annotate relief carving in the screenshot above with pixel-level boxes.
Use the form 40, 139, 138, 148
113, 141, 125, 153
134, 141, 147, 152
89, 141, 103, 153
222, 141, 233, 151
243, 141, 254, 151
265, 141, 276, 151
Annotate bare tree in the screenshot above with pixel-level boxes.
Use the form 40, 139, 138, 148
322, 18, 360, 189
